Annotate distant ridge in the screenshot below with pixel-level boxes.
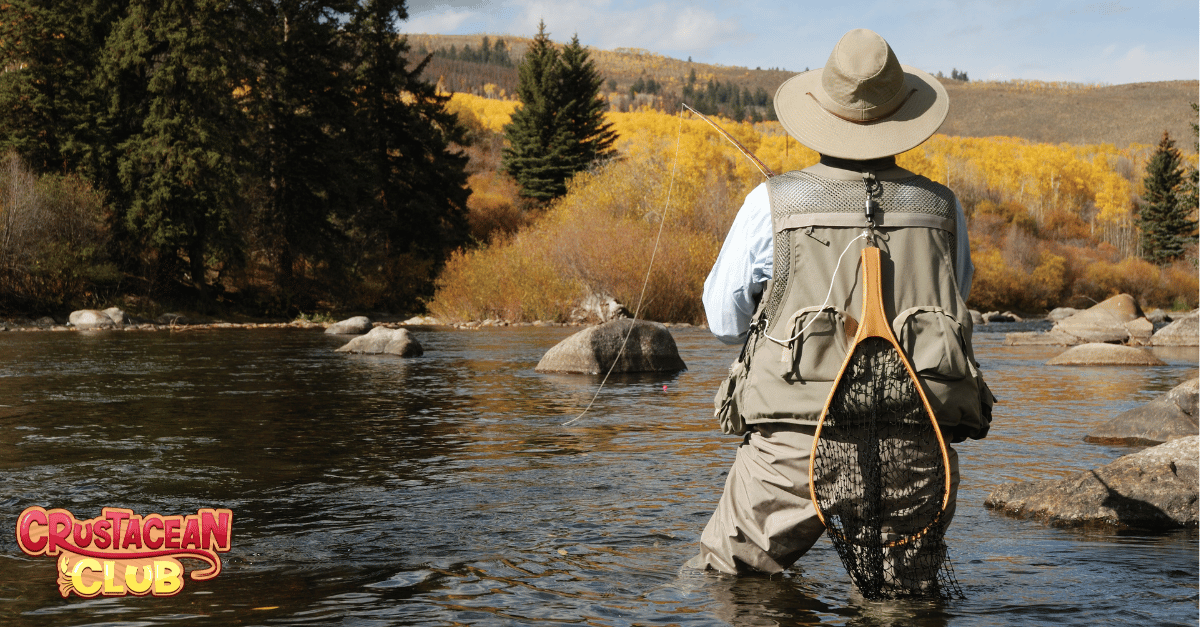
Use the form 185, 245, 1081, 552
408, 33, 1198, 151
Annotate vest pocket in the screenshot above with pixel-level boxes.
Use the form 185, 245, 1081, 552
892, 306, 970, 381
775, 306, 855, 382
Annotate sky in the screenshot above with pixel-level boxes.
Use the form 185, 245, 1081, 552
400, 0, 1198, 85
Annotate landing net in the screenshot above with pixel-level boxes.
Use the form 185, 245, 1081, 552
811, 336, 964, 600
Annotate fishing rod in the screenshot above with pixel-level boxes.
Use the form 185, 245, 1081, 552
563, 103, 776, 427
680, 103, 776, 179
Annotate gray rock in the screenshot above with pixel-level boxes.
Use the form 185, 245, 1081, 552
102, 307, 129, 326
969, 310, 984, 325
69, 309, 116, 330
985, 436, 1198, 529
34, 316, 56, 327
1051, 293, 1147, 344
535, 319, 686, 374
1047, 307, 1080, 322
325, 316, 373, 335
1046, 343, 1167, 366
335, 326, 423, 357
1150, 311, 1198, 347
1086, 379, 1199, 446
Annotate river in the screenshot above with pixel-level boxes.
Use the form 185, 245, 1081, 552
0, 323, 1196, 626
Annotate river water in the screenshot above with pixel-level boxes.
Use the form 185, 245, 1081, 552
0, 323, 1195, 626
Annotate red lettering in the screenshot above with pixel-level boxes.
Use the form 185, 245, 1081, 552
180, 517, 200, 549
105, 509, 131, 546
122, 516, 143, 549
200, 510, 232, 551
163, 517, 181, 549
47, 510, 72, 555
94, 519, 112, 549
143, 517, 164, 550
73, 521, 93, 548
17, 507, 47, 554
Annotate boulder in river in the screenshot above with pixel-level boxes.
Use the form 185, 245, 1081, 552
1052, 293, 1148, 343
102, 307, 130, 326
335, 326, 423, 357
1007, 294, 1151, 346
1045, 343, 1166, 366
1149, 311, 1198, 347
325, 316, 373, 335
69, 309, 117, 330
984, 435, 1198, 529
535, 318, 685, 374
1085, 378, 1199, 446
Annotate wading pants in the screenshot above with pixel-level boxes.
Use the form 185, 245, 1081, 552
686, 423, 959, 576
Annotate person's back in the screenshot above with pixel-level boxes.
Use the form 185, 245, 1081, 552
687, 28, 993, 598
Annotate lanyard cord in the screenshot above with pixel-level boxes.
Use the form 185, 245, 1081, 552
762, 230, 870, 346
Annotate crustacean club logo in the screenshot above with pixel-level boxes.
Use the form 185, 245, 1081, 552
17, 506, 233, 598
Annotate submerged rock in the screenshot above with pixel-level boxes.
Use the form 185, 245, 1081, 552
1085, 379, 1199, 446
1045, 343, 1166, 366
985, 436, 1199, 529
535, 319, 686, 374
325, 316, 373, 335
335, 327, 423, 357
1150, 311, 1198, 347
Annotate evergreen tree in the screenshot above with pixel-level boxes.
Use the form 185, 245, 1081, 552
243, 0, 357, 299
558, 35, 616, 172
502, 27, 614, 201
345, 0, 470, 308
100, 0, 253, 296
1137, 131, 1197, 263
501, 21, 575, 201
0, 1, 124, 175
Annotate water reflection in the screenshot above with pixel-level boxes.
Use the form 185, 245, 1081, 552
0, 326, 1194, 625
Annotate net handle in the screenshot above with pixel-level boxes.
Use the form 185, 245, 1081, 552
807, 245, 954, 548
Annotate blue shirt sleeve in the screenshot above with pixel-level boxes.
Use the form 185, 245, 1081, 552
702, 183, 773, 344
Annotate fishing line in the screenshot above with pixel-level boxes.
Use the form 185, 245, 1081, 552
562, 107, 686, 427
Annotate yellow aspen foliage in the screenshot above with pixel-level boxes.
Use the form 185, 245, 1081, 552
432, 96, 1197, 320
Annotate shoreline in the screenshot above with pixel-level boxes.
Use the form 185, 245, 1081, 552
0, 317, 705, 333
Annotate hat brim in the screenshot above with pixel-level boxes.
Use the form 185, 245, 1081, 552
773, 65, 948, 160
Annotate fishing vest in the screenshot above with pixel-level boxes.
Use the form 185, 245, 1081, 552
738, 163, 992, 442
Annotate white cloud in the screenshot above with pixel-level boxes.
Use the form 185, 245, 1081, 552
1109, 44, 1199, 83
401, 7, 478, 34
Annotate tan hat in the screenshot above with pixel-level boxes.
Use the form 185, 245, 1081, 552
773, 29, 948, 160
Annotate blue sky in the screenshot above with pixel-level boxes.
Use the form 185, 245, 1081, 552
401, 0, 1198, 85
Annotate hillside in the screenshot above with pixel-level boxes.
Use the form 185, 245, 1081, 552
408, 33, 1197, 150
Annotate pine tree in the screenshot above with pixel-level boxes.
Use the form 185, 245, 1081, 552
243, 0, 358, 297
557, 35, 616, 173
0, 1, 124, 175
344, 0, 470, 308
100, 0, 253, 296
1137, 131, 1197, 263
500, 21, 575, 201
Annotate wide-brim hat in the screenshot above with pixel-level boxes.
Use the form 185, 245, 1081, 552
774, 29, 948, 160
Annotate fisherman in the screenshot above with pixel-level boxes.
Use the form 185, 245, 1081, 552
687, 29, 993, 591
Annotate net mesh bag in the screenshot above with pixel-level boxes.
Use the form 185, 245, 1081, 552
811, 337, 964, 601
